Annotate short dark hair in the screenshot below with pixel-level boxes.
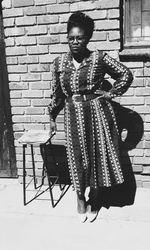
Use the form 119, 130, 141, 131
67, 11, 94, 40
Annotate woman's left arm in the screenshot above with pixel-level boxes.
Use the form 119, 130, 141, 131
102, 53, 133, 99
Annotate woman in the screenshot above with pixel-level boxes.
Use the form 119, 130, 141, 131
48, 12, 133, 222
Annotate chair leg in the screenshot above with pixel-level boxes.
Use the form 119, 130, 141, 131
31, 144, 37, 189
23, 144, 27, 205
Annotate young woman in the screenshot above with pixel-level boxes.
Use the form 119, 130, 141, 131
48, 12, 133, 222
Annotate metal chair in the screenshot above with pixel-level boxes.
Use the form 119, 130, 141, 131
18, 130, 70, 207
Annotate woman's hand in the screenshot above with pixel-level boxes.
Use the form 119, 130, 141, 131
49, 120, 56, 137
102, 91, 112, 100
95, 90, 112, 100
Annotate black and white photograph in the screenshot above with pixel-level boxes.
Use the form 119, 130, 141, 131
0, 0, 150, 250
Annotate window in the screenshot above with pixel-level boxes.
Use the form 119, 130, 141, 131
124, 0, 150, 48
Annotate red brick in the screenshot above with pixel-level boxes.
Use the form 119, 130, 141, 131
18, 55, 38, 64
26, 26, 47, 35
13, 0, 34, 7
49, 44, 68, 53
120, 97, 144, 105
132, 69, 144, 77
144, 68, 150, 76
42, 73, 52, 81
132, 78, 145, 87
11, 99, 30, 107
91, 32, 107, 41
6, 47, 26, 56
50, 24, 67, 34
3, 18, 15, 27
59, 13, 71, 23
37, 15, 59, 25
39, 54, 57, 63
37, 35, 60, 45
6, 56, 17, 65
13, 124, 24, 131
27, 45, 48, 55
7, 65, 27, 73
9, 82, 28, 90
21, 73, 41, 82
128, 149, 144, 157
8, 74, 20, 82
85, 10, 107, 20
146, 79, 150, 86
2, 0, 12, 9
144, 165, 150, 175
95, 20, 119, 30
144, 123, 150, 131
30, 115, 49, 123
145, 141, 150, 148
89, 41, 120, 51
35, 0, 57, 5
108, 9, 119, 19
136, 141, 144, 149
133, 157, 150, 165
28, 64, 50, 73
96, 0, 119, 9
25, 108, 45, 115
12, 115, 31, 123
144, 132, 150, 140
134, 106, 150, 114
24, 6, 46, 16
24, 124, 45, 131
123, 61, 144, 68
70, 2, 96, 12
3, 8, 23, 18
145, 115, 150, 123
132, 165, 143, 173
10, 91, 22, 99
32, 99, 50, 106
47, 4, 70, 13
22, 90, 43, 98
16, 17, 36, 27
12, 107, 25, 114
5, 27, 25, 37
5, 37, 15, 47
145, 97, 150, 105
30, 81, 50, 90
135, 88, 150, 96
145, 150, 150, 157
109, 31, 120, 41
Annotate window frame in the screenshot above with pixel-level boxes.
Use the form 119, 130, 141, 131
123, 0, 150, 49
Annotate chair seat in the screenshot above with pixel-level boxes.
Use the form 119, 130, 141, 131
18, 130, 50, 145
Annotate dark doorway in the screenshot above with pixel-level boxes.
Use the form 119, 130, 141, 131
0, 3, 17, 177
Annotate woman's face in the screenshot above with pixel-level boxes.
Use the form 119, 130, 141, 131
67, 26, 88, 56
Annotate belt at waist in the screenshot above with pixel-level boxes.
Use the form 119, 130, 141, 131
66, 94, 103, 103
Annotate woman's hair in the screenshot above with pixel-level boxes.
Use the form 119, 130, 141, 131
67, 11, 94, 40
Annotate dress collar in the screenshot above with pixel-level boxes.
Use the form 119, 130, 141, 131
65, 50, 93, 70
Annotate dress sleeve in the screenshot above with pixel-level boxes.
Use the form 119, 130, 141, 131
102, 53, 133, 98
48, 58, 66, 122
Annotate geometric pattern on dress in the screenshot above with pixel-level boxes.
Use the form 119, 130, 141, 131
65, 103, 80, 191
93, 97, 124, 185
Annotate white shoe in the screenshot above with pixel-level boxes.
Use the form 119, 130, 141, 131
77, 213, 87, 223
86, 205, 98, 223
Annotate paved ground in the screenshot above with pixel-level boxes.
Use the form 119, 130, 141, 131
0, 179, 150, 250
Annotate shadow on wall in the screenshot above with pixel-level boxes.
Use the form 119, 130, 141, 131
0, 5, 16, 177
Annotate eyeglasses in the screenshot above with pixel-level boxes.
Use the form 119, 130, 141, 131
67, 35, 87, 43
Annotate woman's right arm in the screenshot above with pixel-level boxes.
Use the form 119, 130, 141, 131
48, 58, 66, 135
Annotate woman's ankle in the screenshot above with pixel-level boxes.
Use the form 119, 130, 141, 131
77, 196, 86, 214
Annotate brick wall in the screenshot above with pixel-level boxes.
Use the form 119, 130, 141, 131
2, 0, 150, 187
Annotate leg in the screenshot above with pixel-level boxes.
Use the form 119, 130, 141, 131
76, 191, 86, 214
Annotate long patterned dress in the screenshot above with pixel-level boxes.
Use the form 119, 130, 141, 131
48, 50, 133, 196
